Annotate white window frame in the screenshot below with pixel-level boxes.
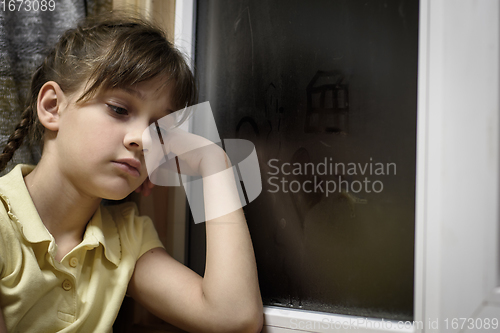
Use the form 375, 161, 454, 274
178, 0, 500, 332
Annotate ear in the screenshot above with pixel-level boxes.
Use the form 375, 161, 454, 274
37, 81, 66, 132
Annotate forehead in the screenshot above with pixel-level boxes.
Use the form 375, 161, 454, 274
122, 78, 176, 114
80, 74, 172, 99
126, 76, 172, 98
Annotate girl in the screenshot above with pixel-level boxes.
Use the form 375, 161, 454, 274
0, 13, 263, 333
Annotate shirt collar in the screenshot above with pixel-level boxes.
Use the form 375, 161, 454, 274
0, 164, 121, 266
84, 205, 122, 266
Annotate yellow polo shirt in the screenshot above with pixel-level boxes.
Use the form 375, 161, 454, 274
0, 165, 165, 332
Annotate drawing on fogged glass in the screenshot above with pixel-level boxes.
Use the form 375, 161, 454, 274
305, 70, 349, 134
191, 0, 418, 321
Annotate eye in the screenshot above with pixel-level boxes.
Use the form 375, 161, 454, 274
106, 104, 128, 116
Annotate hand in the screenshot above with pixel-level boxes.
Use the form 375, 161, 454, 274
145, 127, 229, 179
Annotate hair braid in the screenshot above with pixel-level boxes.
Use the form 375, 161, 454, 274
0, 105, 35, 172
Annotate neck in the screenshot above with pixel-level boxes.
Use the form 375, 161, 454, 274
24, 157, 101, 259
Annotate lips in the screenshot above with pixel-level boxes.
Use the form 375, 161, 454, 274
113, 158, 141, 177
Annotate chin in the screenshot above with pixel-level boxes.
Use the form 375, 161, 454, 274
96, 177, 142, 201
99, 185, 136, 201
103, 192, 131, 201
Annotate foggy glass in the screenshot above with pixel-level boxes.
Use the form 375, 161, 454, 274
189, 0, 418, 321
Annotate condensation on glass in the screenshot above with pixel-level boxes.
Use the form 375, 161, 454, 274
190, 0, 418, 321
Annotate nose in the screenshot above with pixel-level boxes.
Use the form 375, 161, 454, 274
124, 125, 145, 152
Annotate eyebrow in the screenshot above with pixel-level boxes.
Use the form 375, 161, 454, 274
119, 87, 174, 116
121, 87, 145, 100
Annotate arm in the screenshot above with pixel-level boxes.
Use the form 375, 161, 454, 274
128, 136, 263, 333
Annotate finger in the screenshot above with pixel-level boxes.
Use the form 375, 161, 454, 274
143, 183, 152, 197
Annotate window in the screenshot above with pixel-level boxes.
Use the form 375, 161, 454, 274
190, 0, 418, 322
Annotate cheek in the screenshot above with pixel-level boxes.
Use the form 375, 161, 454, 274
61, 111, 123, 159
80, 111, 116, 137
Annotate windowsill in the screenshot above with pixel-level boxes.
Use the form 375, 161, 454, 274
262, 306, 415, 333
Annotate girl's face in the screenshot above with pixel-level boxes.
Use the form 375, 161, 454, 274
54, 77, 175, 200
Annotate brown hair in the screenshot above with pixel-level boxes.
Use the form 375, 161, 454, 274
0, 12, 197, 171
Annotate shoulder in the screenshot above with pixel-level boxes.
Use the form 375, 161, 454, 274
0, 164, 37, 239
0, 191, 19, 244
0, 194, 20, 278
101, 201, 164, 258
0, 194, 10, 223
